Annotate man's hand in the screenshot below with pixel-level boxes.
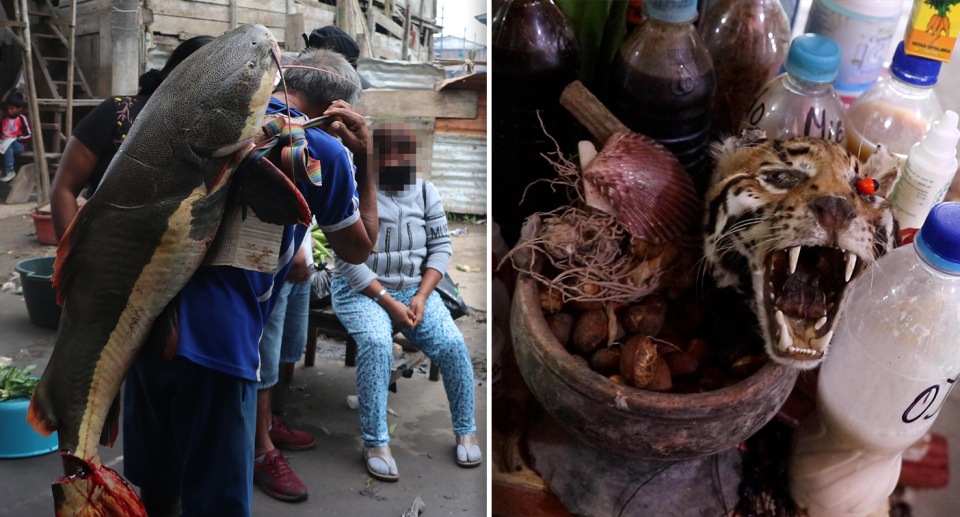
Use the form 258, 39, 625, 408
409, 294, 426, 328
383, 299, 416, 330
286, 242, 312, 284
323, 100, 368, 155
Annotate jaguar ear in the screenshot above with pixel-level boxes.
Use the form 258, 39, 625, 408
710, 128, 769, 160
861, 144, 901, 198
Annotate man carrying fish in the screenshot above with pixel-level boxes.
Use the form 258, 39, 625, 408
28, 25, 377, 517
120, 47, 376, 516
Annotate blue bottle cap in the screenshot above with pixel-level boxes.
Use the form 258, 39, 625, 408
891, 41, 942, 87
643, 0, 698, 23
916, 202, 960, 273
784, 34, 840, 84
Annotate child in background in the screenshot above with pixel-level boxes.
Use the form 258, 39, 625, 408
1, 93, 31, 182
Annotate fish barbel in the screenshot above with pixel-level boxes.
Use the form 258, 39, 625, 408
27, 24, 309, 516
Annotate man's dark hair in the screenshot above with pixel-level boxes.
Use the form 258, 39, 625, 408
6, 92, 26, 108
138, 35, 215, 96
276, 47, 362, 107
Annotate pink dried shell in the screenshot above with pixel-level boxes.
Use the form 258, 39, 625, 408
582, 132, 699, 242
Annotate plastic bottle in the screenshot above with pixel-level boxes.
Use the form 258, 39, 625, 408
788, 202, 960, 517
699, 0, 791, 138
889, 111, 960, 243
845, 41, 944, 162
607, 0, 716, 191
491, 0, 581, 245
740, 34, 846, 145
803, 0, 904, 105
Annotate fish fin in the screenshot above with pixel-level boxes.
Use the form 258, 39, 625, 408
143, 299, 179, 360
52, 202, 94, 306
99, 392, 122, 447
212, 137, 254, 158
26, 389, 57, 437
53, 456, 147, 517
238, 157, 312, 226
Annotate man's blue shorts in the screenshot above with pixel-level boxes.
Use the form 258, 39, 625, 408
123, 353, 256, 517
257, 280, 310, 390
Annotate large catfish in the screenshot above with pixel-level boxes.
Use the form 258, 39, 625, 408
26, 24, 309, 516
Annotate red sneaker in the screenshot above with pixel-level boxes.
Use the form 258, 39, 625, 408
253, 449, 308, 502
269, 415, 316, 450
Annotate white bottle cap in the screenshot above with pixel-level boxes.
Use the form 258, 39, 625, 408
920, 111, 960, 161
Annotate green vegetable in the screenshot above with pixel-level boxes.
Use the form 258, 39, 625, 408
312, 229, 332, 261
0, 364, 39, 401
555, 0, 629, 90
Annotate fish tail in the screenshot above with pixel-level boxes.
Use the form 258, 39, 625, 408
52, 454, 147, 517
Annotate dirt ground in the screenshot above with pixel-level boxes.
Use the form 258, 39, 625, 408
0, 212, 489, 516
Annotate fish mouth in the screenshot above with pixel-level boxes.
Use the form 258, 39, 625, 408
760, 245, 864, 367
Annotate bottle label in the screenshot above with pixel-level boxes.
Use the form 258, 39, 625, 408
805, 0, 899, 94
889, 160, 952, 243
902, 375, 958, 424
743, 87, 845, 143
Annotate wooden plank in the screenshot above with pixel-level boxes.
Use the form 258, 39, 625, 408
375, 10, 402, 38
182, 0, 286, 13
150, 14, 285, 42
435, 91, 485, 135
97, 11, 110, 97
284, 12, 303, 52
354, 89, 477, 119
299, 5, 335, 36
400, 1, 411, 60
5, 163, 36, 205
148, 0, 287, 28
0, 20, 28, 26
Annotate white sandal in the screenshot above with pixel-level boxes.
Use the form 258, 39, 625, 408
364, 446, 399, 482
455, 435, 482, 468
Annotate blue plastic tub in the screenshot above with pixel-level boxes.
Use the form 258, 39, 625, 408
15, 256, 62, 329
0, 385, 58, 458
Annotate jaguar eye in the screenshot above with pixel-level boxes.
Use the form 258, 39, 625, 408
247, 61, 256, 69
762, 169, 804, 189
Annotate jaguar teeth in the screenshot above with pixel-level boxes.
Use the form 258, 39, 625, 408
789, 346, 818, 356
788, 246, 801, 274
776, 310, 792, 350
811, 330, 834, 351
845, 252, 857, 282
815, 316, 828, 330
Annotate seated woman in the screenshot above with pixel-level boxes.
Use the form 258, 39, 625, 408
331, 123, 481, 481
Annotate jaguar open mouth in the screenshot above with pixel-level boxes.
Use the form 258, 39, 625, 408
761, 246, 864, 366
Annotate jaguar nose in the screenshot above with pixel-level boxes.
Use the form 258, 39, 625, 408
811, 195, 856, 235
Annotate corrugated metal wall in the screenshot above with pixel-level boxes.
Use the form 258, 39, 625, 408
431, 132, 486, 215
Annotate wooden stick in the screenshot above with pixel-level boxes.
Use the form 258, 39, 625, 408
21, 0, 51, 206
65, 0, 76, 139
559, 80, 629, 146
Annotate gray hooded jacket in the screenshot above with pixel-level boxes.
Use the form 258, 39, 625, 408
332, 179, 451, 291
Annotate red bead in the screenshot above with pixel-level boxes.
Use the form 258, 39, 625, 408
857, 178, 879, 195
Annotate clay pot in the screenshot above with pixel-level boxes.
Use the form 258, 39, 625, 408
510, 277, 798, 460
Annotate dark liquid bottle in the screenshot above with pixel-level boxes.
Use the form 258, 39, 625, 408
607, 1, 716, 192
492, 0, 580, 245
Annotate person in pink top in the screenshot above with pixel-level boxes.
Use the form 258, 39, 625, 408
1, 92, 31, 182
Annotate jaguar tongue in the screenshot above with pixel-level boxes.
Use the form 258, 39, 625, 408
777, 268, 828, 319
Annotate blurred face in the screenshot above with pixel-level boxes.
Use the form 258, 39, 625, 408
6, 105, 22, 117
375, 125, 419, 193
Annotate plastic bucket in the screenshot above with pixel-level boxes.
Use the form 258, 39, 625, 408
0, 389, 59, 458
29, 209, 58, 245
15, 256, 62, 329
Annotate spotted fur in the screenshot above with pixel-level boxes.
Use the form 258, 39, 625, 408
704, 131, 900, 368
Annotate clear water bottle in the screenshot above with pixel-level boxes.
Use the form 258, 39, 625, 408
740, 34, 846, 145
845, 41, 944, 162
789, 202, 960, 517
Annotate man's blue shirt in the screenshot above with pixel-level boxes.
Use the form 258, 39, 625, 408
174, 97, 359, 381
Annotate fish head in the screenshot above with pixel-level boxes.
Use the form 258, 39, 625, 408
150, 24, 280, 161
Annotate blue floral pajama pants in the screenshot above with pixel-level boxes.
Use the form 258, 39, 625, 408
331, 277, 476, 448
